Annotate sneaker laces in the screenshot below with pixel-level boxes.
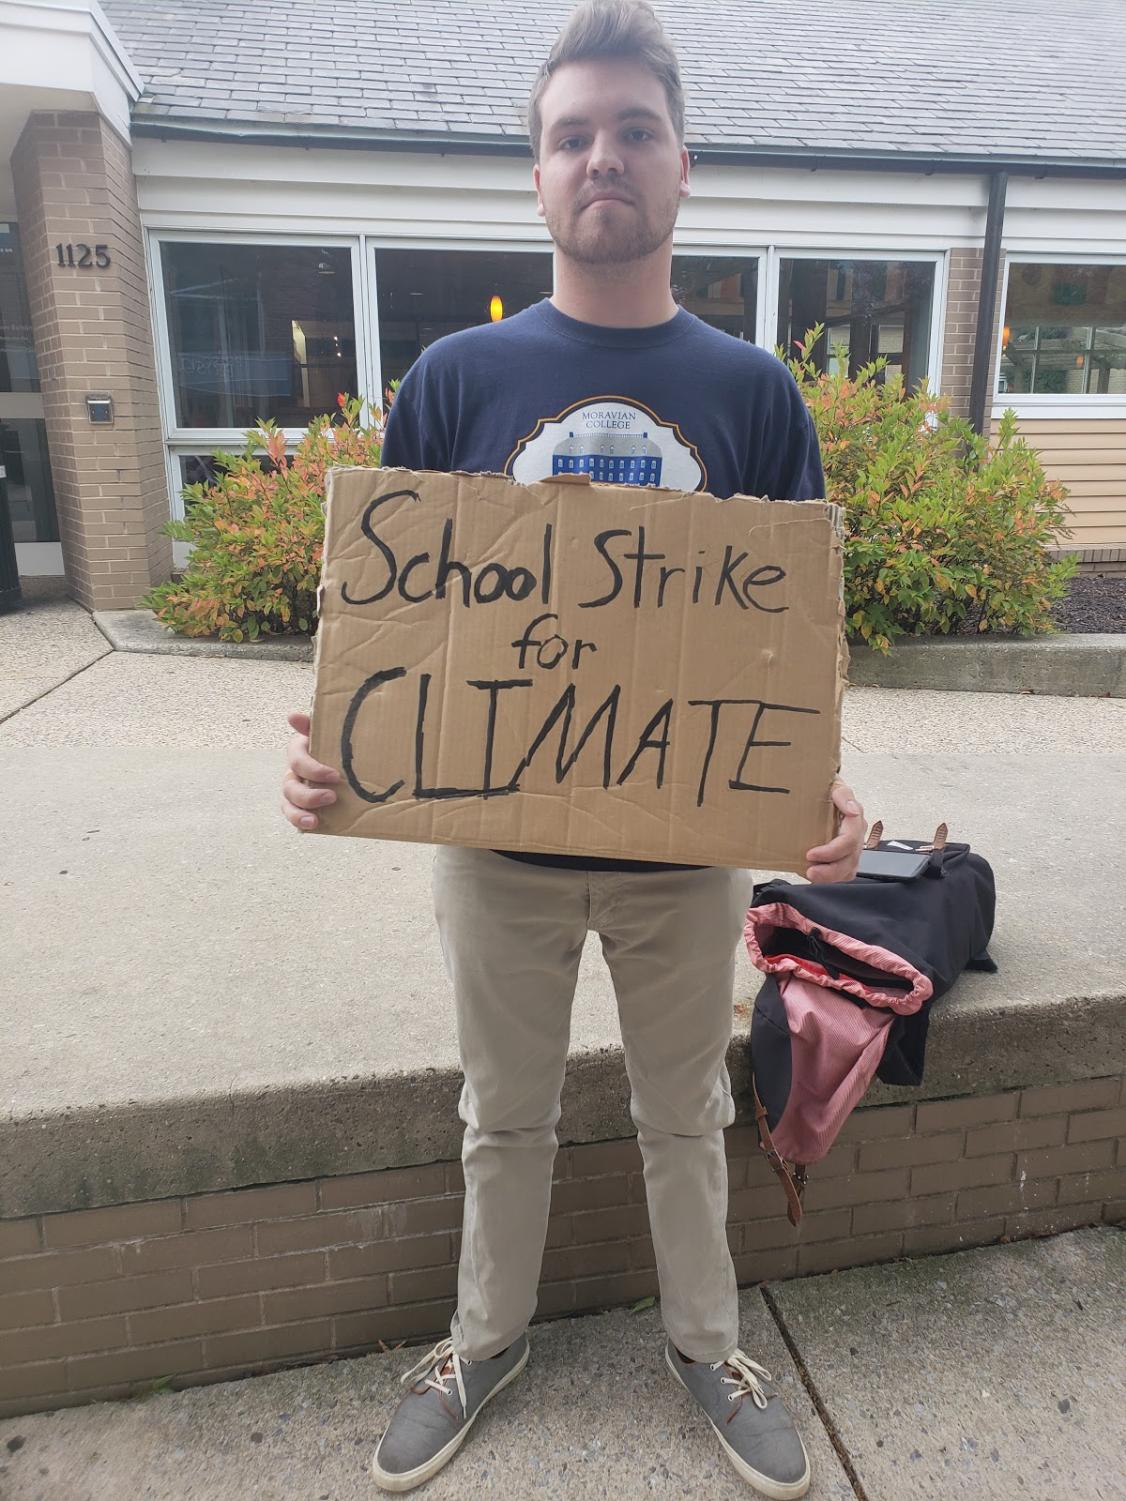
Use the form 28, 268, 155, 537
399, 1337, 468, 1420
713, 1350, 773, 1420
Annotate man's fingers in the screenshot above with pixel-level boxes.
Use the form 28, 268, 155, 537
829, 777, 862, 812
288, 742, 342, 784
829, 781, 864, 834
798, 779, 865, 882
281, 787, 319, 830
833, 802, 865, 830
805, 830, 856, 864
285, 714, 341, 780
805, 859, 856, 885
805, 840, 861, 879
282, 709, 339, 831
281, 783, 330, 831
282, 796, 317, 831
283, 775, 337, 813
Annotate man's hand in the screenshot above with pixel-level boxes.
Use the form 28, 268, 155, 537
281, 711, 342, 831
804, 779, 865, 884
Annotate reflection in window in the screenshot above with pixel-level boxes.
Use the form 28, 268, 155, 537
375, 249, 553, 383
175, 451, 289, 510
0, 224, 40, 394
161, 243, 357, 427
672, 256, 758, 341
999, 263, 1126, 395
777, 259, 934, 389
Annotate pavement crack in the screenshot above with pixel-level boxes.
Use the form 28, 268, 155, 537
761, 1283, 872, 1501
0, 647, 114, 726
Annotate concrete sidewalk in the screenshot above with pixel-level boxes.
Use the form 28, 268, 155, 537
0, 1226, 1121, 1501
0, 578, 111, 721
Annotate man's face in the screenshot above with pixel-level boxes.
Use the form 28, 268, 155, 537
533, 58, 690, 267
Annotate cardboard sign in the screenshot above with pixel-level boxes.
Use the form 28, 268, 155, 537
309, 467, 846, 871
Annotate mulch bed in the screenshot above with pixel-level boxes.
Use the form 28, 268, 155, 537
946, 572, 1126, 638
1052, 573, 1126, 634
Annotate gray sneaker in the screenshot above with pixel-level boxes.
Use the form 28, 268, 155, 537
371, 1333, 530, 1492
665, 1340, 811, 1499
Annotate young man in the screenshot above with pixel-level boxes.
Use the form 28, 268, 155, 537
282, 3, 864, 1494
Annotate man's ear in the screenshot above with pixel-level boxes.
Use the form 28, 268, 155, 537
533, 161, 545, 218
679, 145, 692, 199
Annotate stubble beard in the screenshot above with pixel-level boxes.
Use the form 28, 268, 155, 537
544, 188, 680, 267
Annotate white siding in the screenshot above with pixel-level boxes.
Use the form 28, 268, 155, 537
133, 139, 988, 248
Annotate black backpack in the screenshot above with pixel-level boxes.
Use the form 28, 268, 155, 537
742, 825, 997, 1225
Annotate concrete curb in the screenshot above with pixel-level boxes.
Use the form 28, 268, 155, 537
4, 986, 1123, 1219
94, 609, 1125, 694
93, 609, 314, 662
850, 632, 1126, 697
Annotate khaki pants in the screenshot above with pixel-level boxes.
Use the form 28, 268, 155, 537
433, 846, 753, 1365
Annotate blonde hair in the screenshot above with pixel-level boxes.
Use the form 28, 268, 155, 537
528, 0, 685, 160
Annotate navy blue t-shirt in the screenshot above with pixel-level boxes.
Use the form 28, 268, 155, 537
380, 297, 825, 872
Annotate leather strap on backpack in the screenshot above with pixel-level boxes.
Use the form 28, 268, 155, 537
750, 1078, 807, 1228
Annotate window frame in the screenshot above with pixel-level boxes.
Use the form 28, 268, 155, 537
993, 252, 1126, 419
146, 232, 953, 529
146, 229, 371, 520
765, 247, 947, 393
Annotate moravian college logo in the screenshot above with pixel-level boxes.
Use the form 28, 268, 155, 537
506, 397, 706, 492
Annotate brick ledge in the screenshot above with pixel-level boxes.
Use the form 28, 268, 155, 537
1, 1076, 1123, 1419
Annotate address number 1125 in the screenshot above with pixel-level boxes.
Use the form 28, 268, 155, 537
55, 243, 111, 269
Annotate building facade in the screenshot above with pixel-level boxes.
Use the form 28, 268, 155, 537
2, 0, 1125, 608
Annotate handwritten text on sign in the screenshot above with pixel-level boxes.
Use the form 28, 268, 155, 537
309, 468, 844, 870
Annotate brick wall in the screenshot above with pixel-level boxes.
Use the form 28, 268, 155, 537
1, 1078, 1123, 1417
941, 246, 1012, 423
11, 111, 171, 610
939, 248, 981, 420
940, 247, 1006, 422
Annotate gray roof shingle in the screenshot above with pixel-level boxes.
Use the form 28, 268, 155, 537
101, 0, 1126, 166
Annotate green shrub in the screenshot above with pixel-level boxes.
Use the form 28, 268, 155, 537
142, 395, 383, 641
148, 348, 1075, 654
784, 327, 1077, 653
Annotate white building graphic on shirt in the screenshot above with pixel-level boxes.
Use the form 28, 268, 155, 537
551, 428, 663, 485
507, 397, 706, 491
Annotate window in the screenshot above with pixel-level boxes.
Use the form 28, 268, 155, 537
672, 256, 758, 341
374, 250, 761, 382
0, 225, 40, 394
777, 258, 935, 389
375, 249, 554, 385
999, 262, 1126, 396
160, 242, 358, 427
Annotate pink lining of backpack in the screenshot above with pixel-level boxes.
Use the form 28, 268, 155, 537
745, 902, 933, 1015
766, 977, 896, 1163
